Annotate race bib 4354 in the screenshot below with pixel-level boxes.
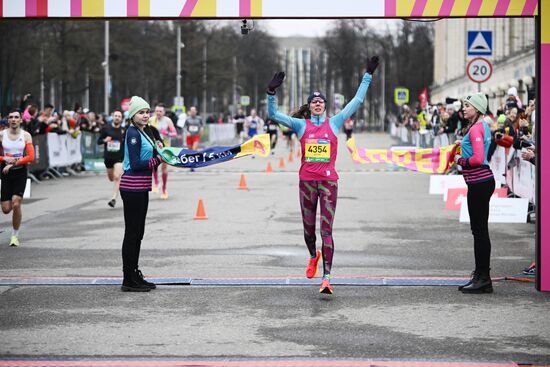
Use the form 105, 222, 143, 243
305, 139, 330, 162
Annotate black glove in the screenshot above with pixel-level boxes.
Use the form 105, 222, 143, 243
267, 71, 285, 95
366, 56, 380, 75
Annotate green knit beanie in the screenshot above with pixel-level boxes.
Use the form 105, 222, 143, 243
127, 96, 150, 121
464, 93, 487, 115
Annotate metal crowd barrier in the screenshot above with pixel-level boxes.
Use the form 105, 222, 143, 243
27, 132, 90, 182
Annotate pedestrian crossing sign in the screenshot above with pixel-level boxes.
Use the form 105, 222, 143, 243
467, 31, 492, 56
394, 88, 409, 105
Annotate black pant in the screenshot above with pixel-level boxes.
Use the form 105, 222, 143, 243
121, 191, 149, 269
344, 128, 353, 140
467, 178, 495, 272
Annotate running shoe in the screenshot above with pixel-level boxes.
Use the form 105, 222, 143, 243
306, 250, 321, 278
319, 277, 333, 294
160, 191, 168, 200
152, 185, 159, 193
9, 235, 19, 247
108, 199, 116, 208
522, 263, 536, 275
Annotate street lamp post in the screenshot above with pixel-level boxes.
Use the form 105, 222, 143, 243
202, 42, 207, 117
103, 21, 110, 115
40, 47, 45, 111
176, 25, 185, 106
379, 59, 385, 131
232, 56, 237, 116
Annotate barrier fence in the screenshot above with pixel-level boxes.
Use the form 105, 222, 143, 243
207, 124, 236, 143
30, 128, 536, 205
27, 126, 235, 180
391, 125, 536, 203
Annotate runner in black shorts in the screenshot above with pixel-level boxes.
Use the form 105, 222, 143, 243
282, 126, 296, 153
97, 109, 125, 208
265, 118, 279, 155
1, 110, 35, 247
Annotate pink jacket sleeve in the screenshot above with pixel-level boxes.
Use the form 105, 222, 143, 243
460, 123, 485, 168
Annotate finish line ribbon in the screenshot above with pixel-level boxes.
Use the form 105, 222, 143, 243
157, 134, 270, 168
346, 137, 459, 174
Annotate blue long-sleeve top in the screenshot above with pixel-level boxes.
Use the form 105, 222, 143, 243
120, 125, 159, 192
268, 73, 373, 139
123, 126, 154, 173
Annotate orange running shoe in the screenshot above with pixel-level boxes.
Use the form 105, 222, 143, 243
319, 277, 333, 294
306, 250, 321, 279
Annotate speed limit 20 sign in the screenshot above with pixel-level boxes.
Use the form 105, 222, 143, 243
466, 57, 493, 83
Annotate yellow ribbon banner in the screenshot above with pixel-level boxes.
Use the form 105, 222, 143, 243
346, 137, 457, 174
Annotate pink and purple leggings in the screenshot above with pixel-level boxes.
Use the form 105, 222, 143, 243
299, 180, 338, 276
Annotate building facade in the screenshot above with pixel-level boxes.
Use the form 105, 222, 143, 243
431, 18, 535, 112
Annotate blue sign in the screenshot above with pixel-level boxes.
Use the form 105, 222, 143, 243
467, 31, 492, 56
394, 88, 409, 105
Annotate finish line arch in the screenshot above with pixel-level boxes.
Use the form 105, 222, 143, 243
1, 0, 548, 292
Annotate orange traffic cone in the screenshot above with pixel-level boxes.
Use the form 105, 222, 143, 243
238, 173, 248, 190
266, 161, 273, 173
288, 152, 294, 163
278, 157, 285, 168
193, 198, 208, 220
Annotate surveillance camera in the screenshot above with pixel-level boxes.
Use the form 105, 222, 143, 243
240, 19, 252, 35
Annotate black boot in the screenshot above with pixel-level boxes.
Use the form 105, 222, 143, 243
137, 269, 156, 289
121, 267, 151, 292
458, 270, 478, 291
460, 269, 493, 294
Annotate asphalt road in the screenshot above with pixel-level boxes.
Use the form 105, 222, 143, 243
0, 132, 548, 365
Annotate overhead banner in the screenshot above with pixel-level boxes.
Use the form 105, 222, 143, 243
346, 137, 458, 174
0, 0, 538, 18
157, 133, 270, 169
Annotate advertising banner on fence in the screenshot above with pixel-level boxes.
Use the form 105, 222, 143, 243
28, 134, 49, 174
47, 133, 83, 168
459, 197, 529, 223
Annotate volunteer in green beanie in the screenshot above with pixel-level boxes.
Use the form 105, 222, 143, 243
119, 95, 161, 292
454, 93, 496, 294
464, 92, 487, 115
127, 96, 150, 121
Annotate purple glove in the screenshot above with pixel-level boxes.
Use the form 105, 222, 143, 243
267, 71, 285, 95
366, 56, 380, 75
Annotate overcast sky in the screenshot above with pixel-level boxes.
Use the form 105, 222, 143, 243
259, 19, 400, 37
212, 19, 400, 38
259, 19, 336, 37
